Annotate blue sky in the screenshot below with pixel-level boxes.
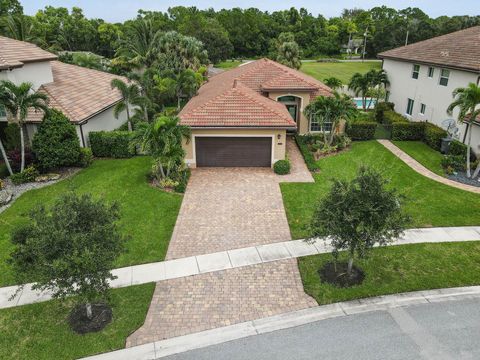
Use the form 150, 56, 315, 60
20, 0, 479, 22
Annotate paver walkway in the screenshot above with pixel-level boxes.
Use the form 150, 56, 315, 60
166, 137, 313, 260
128, 138, 315, 346
378, 140, 480, 194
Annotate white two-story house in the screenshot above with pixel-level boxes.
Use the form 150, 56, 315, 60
0, 36, 128, 147
378, 26, 480, 154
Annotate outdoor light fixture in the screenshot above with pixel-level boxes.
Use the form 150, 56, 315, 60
277, 134, 281, 140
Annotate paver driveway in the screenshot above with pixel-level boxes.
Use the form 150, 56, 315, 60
166, 138, 313, 260
127, 138, 315, 347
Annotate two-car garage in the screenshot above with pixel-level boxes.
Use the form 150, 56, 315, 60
195, 137, 272, 167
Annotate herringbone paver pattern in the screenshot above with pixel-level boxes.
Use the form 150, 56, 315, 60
126, 259, 316, 347
166, 138, 312, 260
127, 139, 315, 347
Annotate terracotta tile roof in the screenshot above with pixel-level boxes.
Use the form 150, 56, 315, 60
26, 61, 128, 124
179, 58, 331, 128
0, 36, 57, 70
181, 82, 296, 127
378, 26, 480, 73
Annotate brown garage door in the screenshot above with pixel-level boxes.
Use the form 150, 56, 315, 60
195, 137, 272, 167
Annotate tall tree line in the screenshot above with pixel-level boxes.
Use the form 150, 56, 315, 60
1, 1, 479, 62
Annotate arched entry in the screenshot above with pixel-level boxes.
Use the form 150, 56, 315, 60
276, 95, 302, 123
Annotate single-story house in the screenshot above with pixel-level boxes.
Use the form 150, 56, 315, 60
0, 36, 128, 147
179, 58, 332, 167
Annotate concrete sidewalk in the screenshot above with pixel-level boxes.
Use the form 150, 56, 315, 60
81, 285, 480, 360
1, 226, 480, 310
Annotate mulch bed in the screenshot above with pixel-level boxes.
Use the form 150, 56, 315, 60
318, 261, 365, 288
68, 303, 113, 334
447, 171, 480, 188
312, 147, 351, 161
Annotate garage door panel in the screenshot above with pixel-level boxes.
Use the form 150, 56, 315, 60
196, 137, 272, 167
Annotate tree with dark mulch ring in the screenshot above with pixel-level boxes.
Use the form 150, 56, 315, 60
308, 165, 410, 287
9, 192, 128, 333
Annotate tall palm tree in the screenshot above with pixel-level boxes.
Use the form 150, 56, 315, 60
115, 20, 162, 69
2, 15, 45, 46
131, 116, 191, 179
0, 88, 13, 175
447, 83, 480, 178
0, 81, 48, 172
304, 92, 357, 145
367, 69, 389, 107
111, 79, 145, 131
323, 77, 343, 91
348, 72, 371, 110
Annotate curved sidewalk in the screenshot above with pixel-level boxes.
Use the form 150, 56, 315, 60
1, 226, 480, 310
378, 139, 480, 194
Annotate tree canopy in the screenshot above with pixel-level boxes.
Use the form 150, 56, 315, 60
0, 5, 477, 63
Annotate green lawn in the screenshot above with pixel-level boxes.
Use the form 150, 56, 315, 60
281, 141, 480, 239
393, 140, 445, 176
0, 283, 154, 360
299, 242, 480, 305
215, 60, 243, 69
0, 157, 182, 286
300, 61, 382, 84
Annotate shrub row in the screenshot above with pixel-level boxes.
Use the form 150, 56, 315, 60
391, 122, 425, 141
424, 123, 447, 151
295, 136, 320, 172
345, 121, 377, 140
383, 110, 408, 125
374, 102, 395, 123
89, 131, 134, 158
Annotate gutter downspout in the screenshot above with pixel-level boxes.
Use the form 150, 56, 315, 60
79, 123, 86, 148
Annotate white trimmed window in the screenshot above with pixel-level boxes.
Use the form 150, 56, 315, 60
310, 117, 333, 132
412, 64, 420, 79
420, 103, 426, 115
428, 67, 434, 78
439, 69, 450, 86
406, 98, 414, 116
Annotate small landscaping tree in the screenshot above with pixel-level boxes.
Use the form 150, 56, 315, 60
31, 109, 81, 172
447, 83, 480, 179
276, 32, 302, 70
309, 166, 410, 287
323, 77, 343, 90
0, 81, 48, 172
9, 192, 127, 333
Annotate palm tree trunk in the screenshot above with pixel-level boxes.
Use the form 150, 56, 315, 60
466, 124, 472, 178
347, 256, 354, 276
0, 138, 13, 176
19, 124, 25, 172
85, 303, 93, 320
126, 105, 132, 132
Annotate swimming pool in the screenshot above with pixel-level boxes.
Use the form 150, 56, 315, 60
354, 98, 376, 109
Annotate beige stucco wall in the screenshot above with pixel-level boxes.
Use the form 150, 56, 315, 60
383, 58, 480, 154
267, 91, 311, 134
0, 62, 54, 91
183, 128, 287, 168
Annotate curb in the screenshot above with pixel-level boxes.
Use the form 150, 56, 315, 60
81, 285, 480, 360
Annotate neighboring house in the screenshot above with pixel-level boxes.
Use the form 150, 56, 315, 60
179, 58, 332, 167
378, 26, 480, 154
0, 36, 128, 147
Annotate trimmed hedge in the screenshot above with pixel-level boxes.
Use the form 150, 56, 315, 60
424, 123, 447, 151
295, 136, 320, 172
383, 110, 408, 125
31, 109, 81, 171
345, 121, 377, 140
89, 131, 134, 158
391, 122, 425, 141
449, 139, 477, 161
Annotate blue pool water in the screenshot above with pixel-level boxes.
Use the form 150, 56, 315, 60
354, 98, 376, 109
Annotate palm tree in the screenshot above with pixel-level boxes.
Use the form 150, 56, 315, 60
0, 81, 48, 172
304, 92, 357, 145
447, 83, 480, 178
131, 116, 191, 179
323, 77, 343, 90
2, 15, 45, 46
348, 72, 371, 110
367, 69, 389, 107
115, 20, 162, 69
111, 79, 145, 131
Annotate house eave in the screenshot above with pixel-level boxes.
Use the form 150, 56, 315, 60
377, 55, 480, 74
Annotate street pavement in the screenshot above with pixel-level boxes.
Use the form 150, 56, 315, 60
164, 297, 480, 360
